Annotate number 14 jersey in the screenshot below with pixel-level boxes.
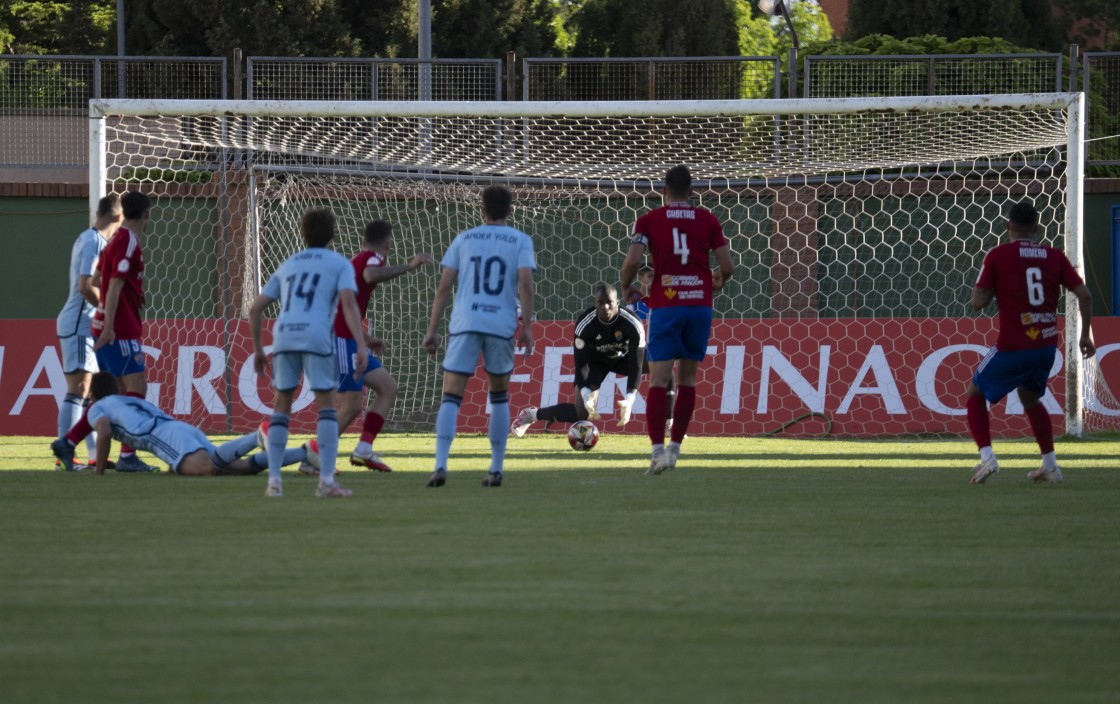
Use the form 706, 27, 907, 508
262, 247, 357, 355
976, 239, 1084, 352
632, 202, 726, 309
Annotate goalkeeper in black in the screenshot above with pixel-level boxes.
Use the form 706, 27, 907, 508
511, 283, 645, 436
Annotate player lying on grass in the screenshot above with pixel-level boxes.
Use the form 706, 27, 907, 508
965, 199, 1095, 485
511, 283, 645, 436
51, 372, 311, 476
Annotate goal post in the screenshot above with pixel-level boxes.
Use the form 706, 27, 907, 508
88, 93, 1115, 438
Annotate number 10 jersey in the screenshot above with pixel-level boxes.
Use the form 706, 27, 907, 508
442, 224, 537, 339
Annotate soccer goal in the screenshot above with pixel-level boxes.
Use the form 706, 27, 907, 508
88, 93, 1119, 438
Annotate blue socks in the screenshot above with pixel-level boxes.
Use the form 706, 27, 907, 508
434, 392, 462, 472
489, 390, 509, 475
251, 447, 304, 473
316, 408, 339, 484
213, 432, 261, 469
266, 414, 289, 482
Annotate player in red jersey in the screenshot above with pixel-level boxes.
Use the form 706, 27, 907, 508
966, 200, 1094, 485
52, 191, 158, 473
621, 165, 735, 476
324, 220, 434, 473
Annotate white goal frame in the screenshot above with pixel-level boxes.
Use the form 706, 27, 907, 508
88, 93, 1089, 436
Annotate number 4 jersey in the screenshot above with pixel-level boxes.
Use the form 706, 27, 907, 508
262, 247, 358, 355
632, 201, 726, 309
976, 239, 1084, 352
442, 224, 537, 338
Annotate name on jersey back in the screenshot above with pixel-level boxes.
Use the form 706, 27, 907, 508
464, 231, 519, 243
1019, 246, 1048, 259
666, 209, 696, 220
293, 250, 327, 261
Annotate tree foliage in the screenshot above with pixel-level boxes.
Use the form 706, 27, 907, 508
568, 0, 739, 57
0, 0, 115, 54
845, 0, 1065, 52
431, 0, 557, 58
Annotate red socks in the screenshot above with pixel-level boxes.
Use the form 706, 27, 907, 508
966, 394, 991, 450
1025, 403, 1055, 455
359, 412, 385, 445
646, 386, 668, 446
670, 385, 696, 444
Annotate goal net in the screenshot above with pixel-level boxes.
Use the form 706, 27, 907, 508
89, 94, 1120, 438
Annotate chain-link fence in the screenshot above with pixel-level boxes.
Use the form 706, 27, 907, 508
803, 53, 1062, 98
1084, 52, 1120, 166
524, 57, 781, 101
246, 57, 502, 101
5, 52, 1120, 170
0, 55, 226, 168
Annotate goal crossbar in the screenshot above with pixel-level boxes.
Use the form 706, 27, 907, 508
90, 93, 1081, 119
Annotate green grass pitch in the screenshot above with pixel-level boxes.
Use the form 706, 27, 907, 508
2, 432, 1119, 703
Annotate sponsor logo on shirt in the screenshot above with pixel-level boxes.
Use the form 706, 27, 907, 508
1026, 327, 1040, 340
1020, 312, 1057, 325
661, 275, 702, 287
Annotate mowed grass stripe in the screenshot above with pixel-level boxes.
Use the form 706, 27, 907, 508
1, 434, 1118, 703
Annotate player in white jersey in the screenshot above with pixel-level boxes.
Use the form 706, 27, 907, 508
54, 194, 122, 470
249, 208, 370, 498
422, 185, 536, 488
83, 372, 310, 476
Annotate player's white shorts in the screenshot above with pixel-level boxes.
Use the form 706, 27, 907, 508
272, 351, 338, 392
58, 334, 98, 375
442, 332, 515, 377
127, 419, 211, 474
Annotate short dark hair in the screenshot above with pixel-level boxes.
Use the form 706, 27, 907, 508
89, 372, 120, 401
364, 220, 392, 246
593, 282, 617, 300
301, 208, 336, 248
96, 193, 121, 218
120, 191, 151, 220
637, 265, 654, 278
481, 185, 512, 221
1008, 200, 1039, 231
664, 165, 692, 199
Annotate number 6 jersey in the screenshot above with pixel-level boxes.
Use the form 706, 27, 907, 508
975, 239, 1084, 352
262, 247, 358, 355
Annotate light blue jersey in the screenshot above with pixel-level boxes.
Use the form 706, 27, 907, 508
261, 247, 357, 355
87, 394, 174, 445
88, 394, 212, 471
442, 224, 536, 338
56, 227, 107, 337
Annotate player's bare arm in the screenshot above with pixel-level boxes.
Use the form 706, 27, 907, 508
364, 252, 436, 284
247, 293, 275, 374
423, 267, 458, 356
338, 289, 369, 378
93, 416, 113, 475
970, 286, 995, 311
620, 241, 647, 292
94, 277, 125, 349
1072, 283, 1095, 357
517, 267, 536, 355
713, 244, 735, 291
78, 274, 99, 307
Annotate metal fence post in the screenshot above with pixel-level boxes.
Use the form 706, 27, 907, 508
505, 51, 516, 100
1068, 44, 1079, 92
647, 60, 656, 100
233, 48, 242, 100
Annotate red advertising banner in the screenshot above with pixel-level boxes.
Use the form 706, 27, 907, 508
3, 317, 1119, 437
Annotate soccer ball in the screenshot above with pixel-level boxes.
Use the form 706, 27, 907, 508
567, 420, 600, 451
